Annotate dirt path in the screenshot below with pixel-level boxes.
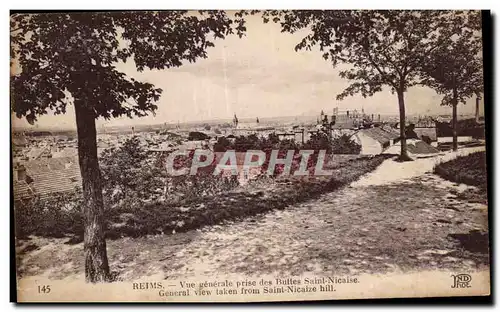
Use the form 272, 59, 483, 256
17, 148, 489, 281
157, 176, 488, 280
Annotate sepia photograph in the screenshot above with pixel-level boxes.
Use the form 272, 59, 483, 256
10, 9, 490, 302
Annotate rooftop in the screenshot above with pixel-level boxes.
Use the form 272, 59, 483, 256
13, 156, 81, 200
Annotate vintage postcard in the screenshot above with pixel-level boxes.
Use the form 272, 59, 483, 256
11, 10, 490, 302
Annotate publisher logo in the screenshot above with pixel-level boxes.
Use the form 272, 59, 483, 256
451, 274, 472, 288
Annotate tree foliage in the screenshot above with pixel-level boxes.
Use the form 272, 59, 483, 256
241, 10, 479, 159
11, 11, 247, 123
248, 10, 470, 98
419, 11, 483, 106
10, 11, 248, 283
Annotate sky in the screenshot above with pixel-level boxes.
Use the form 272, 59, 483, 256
11, 13, 484, 130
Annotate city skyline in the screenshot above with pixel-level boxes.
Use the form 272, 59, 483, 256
11, 13, 484, 130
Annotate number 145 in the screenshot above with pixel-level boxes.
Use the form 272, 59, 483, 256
37, 285, 51, 294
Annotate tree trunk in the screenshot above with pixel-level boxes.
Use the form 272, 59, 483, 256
397, 89, 412, 161
74, 99, 110, 283
452, 88, 458, 152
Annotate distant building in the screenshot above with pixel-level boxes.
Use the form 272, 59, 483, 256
26, 146, 53, 160
353, 126, 400, 155
12, 135, 28, 148
318, 107, 374, 130
233, 114, 239, 128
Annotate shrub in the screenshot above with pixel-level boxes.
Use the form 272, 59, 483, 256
101, 137, 240, 209
331, 134, 361, 154
213, 132, 362, 176
214, 136, 232, 152
15, 191, 84, 239
303, 132, 333, 153
100, 137, 166, 209
188, 131, 209, 141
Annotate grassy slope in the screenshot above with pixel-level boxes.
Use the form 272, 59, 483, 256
16, 155, 388, 242
434, 151, 487, 190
